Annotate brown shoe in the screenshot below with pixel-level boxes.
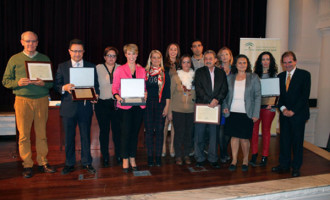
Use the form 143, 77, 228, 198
175, 157, 183, 165
184, 156, 191, 165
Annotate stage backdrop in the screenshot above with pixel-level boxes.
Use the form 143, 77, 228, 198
240, 38, 281, 135
0, 0, 267, 110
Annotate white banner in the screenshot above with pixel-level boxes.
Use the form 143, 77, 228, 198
240, 38, 281, 135
239, 38, 281, 71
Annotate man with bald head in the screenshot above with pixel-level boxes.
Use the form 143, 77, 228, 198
2, 31, 56, 178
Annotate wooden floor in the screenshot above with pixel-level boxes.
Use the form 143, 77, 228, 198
0, 136, 329, 200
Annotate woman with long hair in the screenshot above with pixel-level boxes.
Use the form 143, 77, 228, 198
249, 51, 278, 167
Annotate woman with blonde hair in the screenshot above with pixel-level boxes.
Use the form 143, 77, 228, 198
112, 44, 146, 173
144, 50, 171, 166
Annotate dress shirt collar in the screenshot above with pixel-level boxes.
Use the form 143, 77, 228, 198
23, 51, 38, 58
286, 66, 296, 77
71, 59, 83, 67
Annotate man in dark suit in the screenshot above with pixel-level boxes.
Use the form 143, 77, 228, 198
194, 50, 228, 168
55, 39, 99, 175
272, 51, 311, 177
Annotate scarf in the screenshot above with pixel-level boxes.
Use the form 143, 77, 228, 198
177, 69, 195, 90
147, 66, 165, 102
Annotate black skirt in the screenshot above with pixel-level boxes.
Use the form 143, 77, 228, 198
224, 112, 253, 139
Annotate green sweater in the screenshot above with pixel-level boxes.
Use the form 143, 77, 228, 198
2, 52, 53, 98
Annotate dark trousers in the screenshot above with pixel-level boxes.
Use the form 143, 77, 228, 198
62, 108, 93, 166
194, 123, 218, 162
279, 115, 306, 170
218, 125, 230, 159
172, 112, 194, 158
144, 99, 166, 157
119, 106, 143, 159
95, 99, 121, 159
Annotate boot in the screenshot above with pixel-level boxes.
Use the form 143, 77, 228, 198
148, 156, 154, 167
249, 153, 258, 167
155, 156, 162, 167
259, 156, 268, 167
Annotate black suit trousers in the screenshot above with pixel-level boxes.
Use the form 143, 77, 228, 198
279, 115, 306, 170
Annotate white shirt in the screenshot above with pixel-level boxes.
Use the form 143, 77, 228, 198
71, 59, 83, 68
208, 67, 215, 91
230, 79, 246, 113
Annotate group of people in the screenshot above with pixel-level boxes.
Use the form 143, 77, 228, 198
2, 31, 310, 179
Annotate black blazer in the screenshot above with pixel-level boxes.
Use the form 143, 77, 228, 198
278, 68, 311, 121
54, 60, 99, 118
194, 66, 228, 104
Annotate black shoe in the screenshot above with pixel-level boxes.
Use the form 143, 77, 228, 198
242, 164, 249, 172
82, 165, 96, 174
148, 156, 154, 167
38, 164, 56, 173
228, 164, 237, 171
131, 166, 139, 171
103, 158, 109, 167
155, 156, 161, 167
271, 165, 290, 173
249, 153, 258, 167
23, 167, 33, 178
61, 165, 74, 175
259, 156, 268, 167
292, 169, 300, 177
196, 161, 205, 168
116, 157, 122, 165
210, 162, 220, 169
122, 168, 130, 173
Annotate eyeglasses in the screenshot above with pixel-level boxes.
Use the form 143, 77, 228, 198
23, 40, 38, 43
105, 54, 117, 58
70, 49, 84, 53
182, 61, 191, 64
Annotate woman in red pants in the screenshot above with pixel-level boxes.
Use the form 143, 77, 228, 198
250, 51, 278, 167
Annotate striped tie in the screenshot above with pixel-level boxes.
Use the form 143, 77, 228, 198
286, 72, 291, 91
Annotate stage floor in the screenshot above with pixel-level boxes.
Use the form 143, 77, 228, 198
0, 136, 329, 200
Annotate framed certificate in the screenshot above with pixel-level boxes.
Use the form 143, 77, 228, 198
121, 78, 146, 106
72, 88, 97, 101
260, 78, 280, 97
25, 61, 53, 81
194, 104, 220, 125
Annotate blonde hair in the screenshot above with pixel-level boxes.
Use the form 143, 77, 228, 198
217, 46, 233, 65
123, 43, 138, 54
145, 50, 164, 71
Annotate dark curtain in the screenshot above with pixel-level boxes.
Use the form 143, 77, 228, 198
0, 0, 267, 110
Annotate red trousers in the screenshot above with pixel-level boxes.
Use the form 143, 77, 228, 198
251, 108, 275, 156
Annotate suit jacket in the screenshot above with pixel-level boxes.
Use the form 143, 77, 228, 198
194, 66, 228, 104
278, 68, 311, 121
223, 73, 261, 119
54, 60, 99, 118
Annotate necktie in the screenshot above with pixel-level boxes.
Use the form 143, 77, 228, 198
286, 72, 291, 91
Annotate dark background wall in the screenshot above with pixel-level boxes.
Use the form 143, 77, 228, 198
0, 0, 267, 110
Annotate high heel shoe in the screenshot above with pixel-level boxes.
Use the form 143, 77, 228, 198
131, 166, 139, 171
259, 156, 268, 167
122, 168, 129, 173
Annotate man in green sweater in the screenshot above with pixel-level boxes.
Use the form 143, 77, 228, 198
2, 31, 56, 178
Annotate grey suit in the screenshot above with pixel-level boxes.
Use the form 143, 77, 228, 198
223, 73, 261, 119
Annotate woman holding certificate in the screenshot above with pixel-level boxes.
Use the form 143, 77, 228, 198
249, 52, 278, 167
162, 43, 181, 158
144, 50, 171, 167
95, 46, 121, 167
168, 55, 195, 165
216, 46, 233, 164
112, 44, 146, 173
223, 54, 261, 172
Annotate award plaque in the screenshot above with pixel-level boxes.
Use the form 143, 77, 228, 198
194, 104, 220, 125
120, 78, 146, 106
260, 78, 280, 97
25, 61, 53, 81
69, 67, 96, 101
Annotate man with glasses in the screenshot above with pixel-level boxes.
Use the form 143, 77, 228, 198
2, 31, 56, 178
54, 39, 99, 175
